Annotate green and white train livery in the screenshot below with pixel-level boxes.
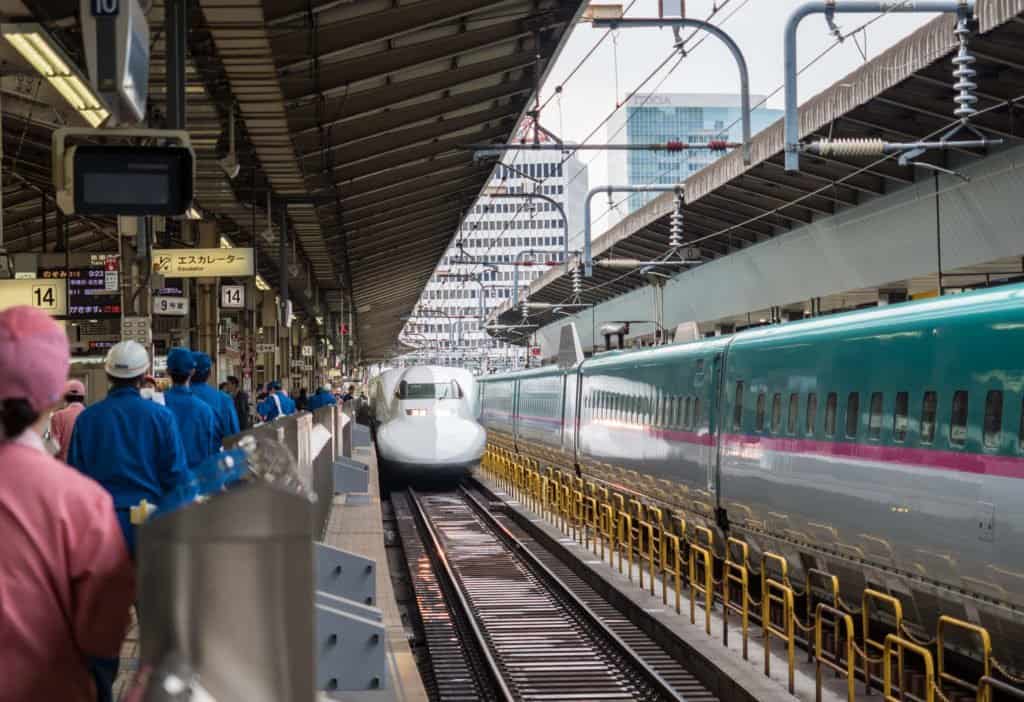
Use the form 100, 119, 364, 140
479, 283, 1024, 671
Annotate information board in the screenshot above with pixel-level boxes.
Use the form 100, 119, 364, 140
41, 258, 120, 318
153, 296, 188, 317
0, 279, 68, 316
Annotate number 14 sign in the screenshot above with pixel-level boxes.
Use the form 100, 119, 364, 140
221, 285, 245, 310
0, 279, 68, 316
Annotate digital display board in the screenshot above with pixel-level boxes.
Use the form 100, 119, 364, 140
41, 260, 121, 318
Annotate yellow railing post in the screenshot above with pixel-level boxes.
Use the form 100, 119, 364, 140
662, 533, 683, 614
805, 568, 839, 664
638, 520, 656, 595
937, 616, 992, 702
689, 543, 713, 635
617, 511, 633, 579
863, 589, 903, 696
814, 603, 855, 702
723, 537, 750, 660
883, 635, 935, 702
763, 577, 796, 693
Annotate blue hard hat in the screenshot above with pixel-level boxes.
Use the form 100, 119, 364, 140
167, 347, 196, 375
193, 352, 213, 375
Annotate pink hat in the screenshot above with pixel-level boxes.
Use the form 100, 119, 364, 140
0, 306, 70, 414
65, 379, 86, 397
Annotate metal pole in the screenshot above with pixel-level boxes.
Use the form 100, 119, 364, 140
783, 0, 972, 171
583, 185, 683, 277
165, 0, 188, 130
592, 17, 753, 165
279, 203, 289, 326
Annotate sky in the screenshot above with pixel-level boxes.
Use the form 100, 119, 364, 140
529, 0, 939, 192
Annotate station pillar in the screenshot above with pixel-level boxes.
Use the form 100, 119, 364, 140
196, 222, 220, 373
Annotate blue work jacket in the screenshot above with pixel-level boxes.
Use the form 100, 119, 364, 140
191, 381, 240, 444
164, 385, 220, 471
258, 391, 297, 421
67, 385, 191, 553
307, 390, 337, 412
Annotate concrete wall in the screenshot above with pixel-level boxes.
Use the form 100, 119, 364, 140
538, 143, 1024, 355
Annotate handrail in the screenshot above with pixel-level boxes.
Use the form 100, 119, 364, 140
863, 589, 904, 696
723, 537, 751, 659
937, 615, 992, 702
763, 577, 796, 693
815, 603, 855, 702
883, 634, 934, 702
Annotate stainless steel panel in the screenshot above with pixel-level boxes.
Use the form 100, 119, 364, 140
136, 483, 317, 702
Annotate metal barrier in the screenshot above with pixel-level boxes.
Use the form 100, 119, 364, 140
662, 533, 684, 613
937, 615, 992, 702
638, 519, 657, 595
723, 537, 750, 659
815, 603, 855, 702
805, 568, 839, 663
617, 510, 634, 579
883, 635, 935, 702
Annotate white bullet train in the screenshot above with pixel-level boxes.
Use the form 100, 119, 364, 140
367, 365, 486, 480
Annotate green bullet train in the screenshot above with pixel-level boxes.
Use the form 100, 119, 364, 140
479, 283, 1024, 671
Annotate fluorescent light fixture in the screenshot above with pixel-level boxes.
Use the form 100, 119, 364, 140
315, 316, 324, 325
185, 206, 202, 220
255, 274, 270, 291
1, 24, 109, 127
219, 236, 233, 249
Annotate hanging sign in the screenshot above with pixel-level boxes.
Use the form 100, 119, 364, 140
153, 295, 188, 317
152, 247, 254, 278
0, 279, 67, 316
220, 284, 245, 309
256, 343, 277, 354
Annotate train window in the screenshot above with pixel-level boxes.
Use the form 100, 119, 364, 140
806, 393, 818, 436
984, 391, 1002, 448
950, 391, 968, 447
694, 399, 702, 428
921, 392, 938, 443
732, 382, 744, 431
869, 393, 884, 440
788, 394, 799, 435
756, 393, 766, 432
846, 393, 859, 438
893, 392, 909, 442
825, 394, 838, 437
770, 394, 782, 434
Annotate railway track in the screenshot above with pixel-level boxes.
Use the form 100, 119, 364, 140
395, 485, 718, 702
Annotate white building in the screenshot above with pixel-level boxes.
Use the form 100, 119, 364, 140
398, 143, 588, 373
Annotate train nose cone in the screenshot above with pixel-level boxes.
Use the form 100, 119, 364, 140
378, 417, 485, 464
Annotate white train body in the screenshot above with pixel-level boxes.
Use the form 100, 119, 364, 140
368, 366, 486, 478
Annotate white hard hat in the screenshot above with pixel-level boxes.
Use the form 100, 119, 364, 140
104, 340, 150, 379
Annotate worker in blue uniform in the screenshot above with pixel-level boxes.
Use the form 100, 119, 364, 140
190, 351, 239, 445
258, 380, 296, 421
67, 340, 191, 556
163, 348, 220, 472
307, 383, 337, 412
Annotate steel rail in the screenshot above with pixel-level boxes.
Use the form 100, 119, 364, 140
407, 488, 516, 702
457, 486, 687, 702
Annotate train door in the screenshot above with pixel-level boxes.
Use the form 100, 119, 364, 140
561, 371, 576, 457
706, 351, 726, 495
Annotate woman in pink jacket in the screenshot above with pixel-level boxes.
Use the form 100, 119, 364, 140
0, 306, 135, 702
51, 378, 87, 462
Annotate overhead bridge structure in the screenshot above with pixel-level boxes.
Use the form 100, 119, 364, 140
488, 0, 1024, 348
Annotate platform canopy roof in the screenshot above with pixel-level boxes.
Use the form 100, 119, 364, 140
0, 0, 586, 358
489, 0, 1024, 342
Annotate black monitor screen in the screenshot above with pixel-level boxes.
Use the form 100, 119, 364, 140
73, 146, 192, 216
81, 172, 171, 207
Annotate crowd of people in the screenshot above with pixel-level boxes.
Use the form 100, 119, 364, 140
0, 304, 347, 701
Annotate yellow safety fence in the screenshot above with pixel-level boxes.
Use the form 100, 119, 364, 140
479, 441, 1024, 702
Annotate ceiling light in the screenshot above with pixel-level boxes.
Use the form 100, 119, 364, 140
185, 206, 202, 220
255, 274, 270, 291
1, 24, 109, 128
219, 236, 233, 249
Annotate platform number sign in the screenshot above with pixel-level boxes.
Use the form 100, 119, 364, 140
32, 284, 58, 311
220, 285, 245, 310
91, 0, 119, 16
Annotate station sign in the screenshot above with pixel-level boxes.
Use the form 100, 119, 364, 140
255, 343, 277, 354
153, 295, 188, 317
0, 278, 67, 316
220, 284, 245, 309
152, 247, 254, 278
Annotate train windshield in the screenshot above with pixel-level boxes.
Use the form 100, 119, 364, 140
399, 380, 463, 400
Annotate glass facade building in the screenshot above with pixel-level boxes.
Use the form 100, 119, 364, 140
607, 93, 782, 215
